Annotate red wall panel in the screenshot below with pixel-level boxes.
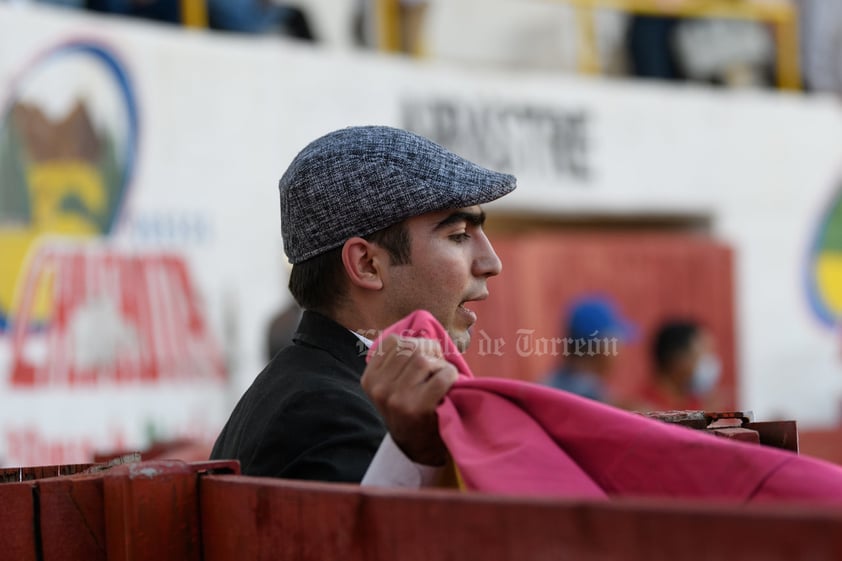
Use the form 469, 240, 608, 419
463, 231, 736, 409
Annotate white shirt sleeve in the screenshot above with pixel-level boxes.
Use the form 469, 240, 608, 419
361, 433, 443, 488
350, 330, 442, 489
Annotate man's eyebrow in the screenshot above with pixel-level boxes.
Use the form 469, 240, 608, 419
433, 210, 487, 230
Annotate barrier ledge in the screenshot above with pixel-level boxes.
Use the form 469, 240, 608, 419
200, 474, 842, 561
0, 460, 239, 561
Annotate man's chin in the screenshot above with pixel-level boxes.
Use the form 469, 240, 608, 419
449, 329, 471, 354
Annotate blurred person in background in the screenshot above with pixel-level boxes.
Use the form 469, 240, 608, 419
626, 13, 774, 88
83, 0, 315, 38
543, 296, 637, 404
626, 14, 682, 80
206, 0, 315, 38
798, 0, 842, 93
635, 319, 722, 412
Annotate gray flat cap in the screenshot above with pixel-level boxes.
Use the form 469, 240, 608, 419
279, 126, 517, 264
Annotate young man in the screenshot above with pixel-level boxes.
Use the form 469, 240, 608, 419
210, 125, 516, 485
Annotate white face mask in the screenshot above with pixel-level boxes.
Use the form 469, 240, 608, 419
691, 354, 721, 396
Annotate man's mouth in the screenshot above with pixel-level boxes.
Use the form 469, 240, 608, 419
457, 299, 482, 325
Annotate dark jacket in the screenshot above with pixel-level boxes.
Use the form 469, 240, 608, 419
210, 310, 386, 482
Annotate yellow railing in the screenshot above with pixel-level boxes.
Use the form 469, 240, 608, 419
180, 0, 209, 28
567, 0, 800, 90
375, 0, 801, 90
377, 0, 404, 53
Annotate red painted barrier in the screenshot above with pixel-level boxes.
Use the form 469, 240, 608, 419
104, 461, 203, 561
4, 458, 842, 561
0, 481, 37, 561
38, 474, 107, 561
200, 475, 842, 561
0, 460, 238, 561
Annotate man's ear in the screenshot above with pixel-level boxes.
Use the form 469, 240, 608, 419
341, 237, 384, 291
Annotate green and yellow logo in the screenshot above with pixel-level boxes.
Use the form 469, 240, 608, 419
808, 181, 842, 327
0, 41, 138, 330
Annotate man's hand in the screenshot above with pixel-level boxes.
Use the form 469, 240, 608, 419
361, 334, 458, 466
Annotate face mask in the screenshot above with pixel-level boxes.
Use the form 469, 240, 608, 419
691, 354, 721, 396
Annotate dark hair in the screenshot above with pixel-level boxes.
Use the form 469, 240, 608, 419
652, 321, 701, 372
288, 221, 411, 313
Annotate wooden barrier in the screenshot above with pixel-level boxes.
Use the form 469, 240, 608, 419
103, 461, 204, 561
0, 480, 37, 561
0, 460, 237, 561
201, 475, 842, 561
4, 459, 842, 560
38, 473, 107, 561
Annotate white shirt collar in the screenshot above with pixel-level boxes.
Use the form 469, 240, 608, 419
350, 330, 374, 349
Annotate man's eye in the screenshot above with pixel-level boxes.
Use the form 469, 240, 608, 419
449, 233, 470, 242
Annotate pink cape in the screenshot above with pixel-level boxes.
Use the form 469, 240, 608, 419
369, 310, 842, 503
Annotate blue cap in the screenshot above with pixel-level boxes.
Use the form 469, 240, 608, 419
566, 296, 637, 342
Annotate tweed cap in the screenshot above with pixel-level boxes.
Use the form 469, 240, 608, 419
279, 126, 517, 264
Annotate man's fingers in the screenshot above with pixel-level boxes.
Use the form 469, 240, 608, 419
364, 335, 446, 386
417, 361, 458, 403
395, 337, 443, 359
372, 335, 443, 360
361, 335, 457, 466
381, 361, 458, 416
363, 340, 458, 410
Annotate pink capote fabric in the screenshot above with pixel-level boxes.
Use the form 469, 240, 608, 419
368, 310, 842, 504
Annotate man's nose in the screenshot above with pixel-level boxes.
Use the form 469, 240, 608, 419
473, 233, 503, 278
